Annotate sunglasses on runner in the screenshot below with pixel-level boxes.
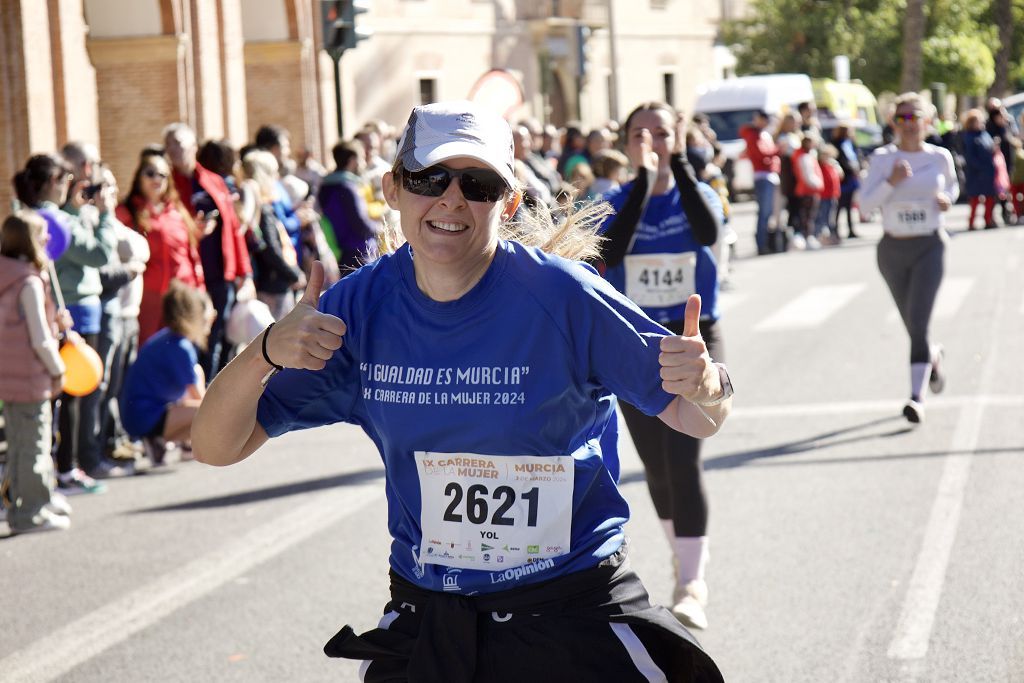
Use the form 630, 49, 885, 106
893, 111, 923, 123
400, 165, 509, 203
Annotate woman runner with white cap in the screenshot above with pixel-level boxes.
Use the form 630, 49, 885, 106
192, 100, 731, 682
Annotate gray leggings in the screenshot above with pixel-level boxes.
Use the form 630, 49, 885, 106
876, 232, 946, 364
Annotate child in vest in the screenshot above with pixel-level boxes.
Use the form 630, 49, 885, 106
816, 145, 844, 243
792, 133, 824, 249
0, 211, 72, 533
120, 280, 213, 465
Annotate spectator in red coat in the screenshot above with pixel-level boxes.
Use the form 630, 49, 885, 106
740, 110, 781, 255
116, 150, 204, 343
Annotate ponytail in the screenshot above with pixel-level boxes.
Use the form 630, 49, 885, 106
12, 154, 65, 208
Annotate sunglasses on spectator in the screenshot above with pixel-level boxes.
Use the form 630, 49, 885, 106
400, 165, 508, 203
894, 111, 923, 122
143, 168, 169, 180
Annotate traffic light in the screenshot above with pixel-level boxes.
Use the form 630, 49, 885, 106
321, 0, 372, 58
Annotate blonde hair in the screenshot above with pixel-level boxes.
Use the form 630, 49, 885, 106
0, 210, 48, 270
162, 280, 213, 349
591, 149, 628, 179
241, 150, 280, 203
893, 92, 926, 113
502, 194, 610, 262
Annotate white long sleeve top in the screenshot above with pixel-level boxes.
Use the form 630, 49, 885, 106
859, 143, 959, 237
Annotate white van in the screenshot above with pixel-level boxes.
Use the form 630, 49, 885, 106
694, 74, 815, 194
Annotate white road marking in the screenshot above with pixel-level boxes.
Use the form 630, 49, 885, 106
0, 479, 384, 682
754, 284, 865, 331
885, 273, 1004, 672
886, 277, 974, 323
728, 394, 1024, 419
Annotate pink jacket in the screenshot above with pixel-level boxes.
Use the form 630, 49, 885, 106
0, 256, 60, 402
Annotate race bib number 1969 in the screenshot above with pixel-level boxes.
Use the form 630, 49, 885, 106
415, 452, 574, 571
624, 252, 697, 308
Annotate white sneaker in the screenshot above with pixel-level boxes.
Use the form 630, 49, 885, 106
903, 399, 924, 424
790, 233, 807, 251
671, 580, 709, 630
46, 491, 73, 517
806, 234, 822, 250
10, 507, 71, 534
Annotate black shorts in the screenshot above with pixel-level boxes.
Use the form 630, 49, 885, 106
325, 547, 722, 682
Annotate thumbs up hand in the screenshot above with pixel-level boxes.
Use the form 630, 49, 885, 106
264, 260, 346, 371
658, 294, 721, 404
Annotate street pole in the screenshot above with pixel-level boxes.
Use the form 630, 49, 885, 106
333, 52, 344, 139
606, 0, 620, 122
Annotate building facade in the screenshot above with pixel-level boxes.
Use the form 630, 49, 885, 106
2, 0, 740, 212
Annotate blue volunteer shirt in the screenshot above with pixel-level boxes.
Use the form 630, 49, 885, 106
257, 240, 675, 595
599, 181, 723, 324
121, 328, 198, 437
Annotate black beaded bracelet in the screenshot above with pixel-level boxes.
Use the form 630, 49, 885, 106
262, 322, 283, 371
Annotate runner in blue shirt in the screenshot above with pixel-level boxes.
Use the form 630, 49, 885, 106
596, 101, 729, 632
193, 101, 732, 682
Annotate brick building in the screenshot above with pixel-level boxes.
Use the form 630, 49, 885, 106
1, 0, 741, 213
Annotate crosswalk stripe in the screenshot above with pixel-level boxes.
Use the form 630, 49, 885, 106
716, 292, 747, 314
753, 284, 865, 331
886, 272, 1006, 669
0, 474, 385, 682
885, 277, 974, 324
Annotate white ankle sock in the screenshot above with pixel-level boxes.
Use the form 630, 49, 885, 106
911, 362, 931, 400
671, 536, 709, 584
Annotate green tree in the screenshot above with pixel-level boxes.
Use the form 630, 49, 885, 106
923, 34, 995, 95
720, 0, 1004, 96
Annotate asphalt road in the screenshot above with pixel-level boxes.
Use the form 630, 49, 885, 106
2, 201, 1022, 682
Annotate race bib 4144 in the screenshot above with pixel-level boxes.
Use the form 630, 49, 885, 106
623, 252, 697, 308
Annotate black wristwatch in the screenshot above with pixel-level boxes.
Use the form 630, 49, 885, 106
694, 363, 734, 407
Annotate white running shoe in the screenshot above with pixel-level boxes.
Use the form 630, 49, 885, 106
671, 580, 709, 630
903, 399, 924, 424
46, 491, 73, 516
806, 234, 822, 250
929, 345, 946, 394
790, 233, 807, 251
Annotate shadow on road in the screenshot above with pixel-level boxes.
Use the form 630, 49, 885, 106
699, 415, 912, 471
126, 467, 385, 514
620, 415, 914, 485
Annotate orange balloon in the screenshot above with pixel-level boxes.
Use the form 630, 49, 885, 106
60, 339, 103, 397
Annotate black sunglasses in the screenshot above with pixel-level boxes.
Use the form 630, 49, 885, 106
400, 165, 508, 203
143, 168, 169, 180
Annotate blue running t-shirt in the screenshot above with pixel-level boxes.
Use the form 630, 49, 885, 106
599, 181, 723, 324
257, 240, 675, 595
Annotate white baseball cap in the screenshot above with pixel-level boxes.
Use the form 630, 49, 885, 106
395, 100, 516, 189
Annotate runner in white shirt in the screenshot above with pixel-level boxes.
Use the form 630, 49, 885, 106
859, 92, 959, 424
